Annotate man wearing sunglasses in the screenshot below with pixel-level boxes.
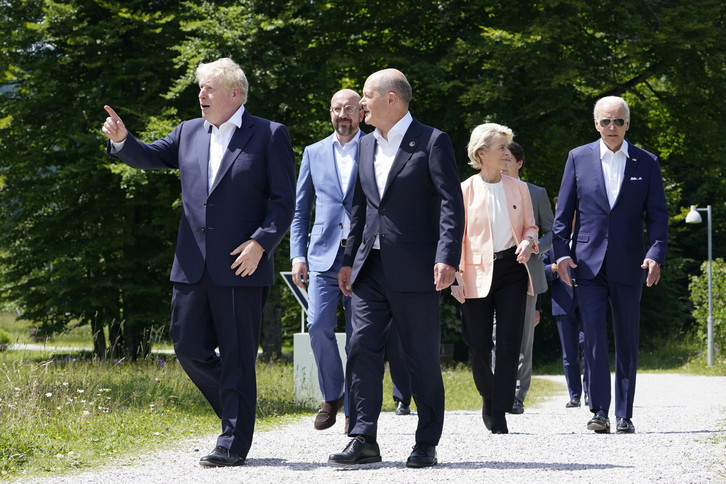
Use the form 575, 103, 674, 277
552, 96, 668, 435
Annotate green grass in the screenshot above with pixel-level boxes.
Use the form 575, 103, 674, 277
0, 350, 315, 479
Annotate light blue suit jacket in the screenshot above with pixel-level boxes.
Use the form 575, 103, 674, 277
552, 139, 668, 285
290, 131, 361, 273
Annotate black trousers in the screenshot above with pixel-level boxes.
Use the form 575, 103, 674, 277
461, 257, 528, 413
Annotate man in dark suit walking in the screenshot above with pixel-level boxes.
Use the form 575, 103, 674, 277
330, 68, 464, 468
102, 57, 296, 466
552, 96, 668, 434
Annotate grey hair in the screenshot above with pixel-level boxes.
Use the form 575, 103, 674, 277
593, 96, 630, 120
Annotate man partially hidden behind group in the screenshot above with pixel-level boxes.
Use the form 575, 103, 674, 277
101, 57, 296, 466
552, 95, 668, 434
332, 68, 465, 468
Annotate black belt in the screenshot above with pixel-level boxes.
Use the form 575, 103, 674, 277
493, 246, 517, 261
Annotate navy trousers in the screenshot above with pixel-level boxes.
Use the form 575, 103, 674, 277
170, 269, 268, 458
347, 250, 444, 445
577, 266, 642, 419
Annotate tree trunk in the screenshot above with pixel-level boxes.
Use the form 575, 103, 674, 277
91, 315, 107, 360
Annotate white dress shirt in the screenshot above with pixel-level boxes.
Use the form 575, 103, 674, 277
599, 138, 629, 209
334, 129, 362, 242
205, 106, 245, 193
372, 112, 413, 249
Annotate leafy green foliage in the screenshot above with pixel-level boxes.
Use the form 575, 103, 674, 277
689, 258, 726, 356
2, 0, 725, 362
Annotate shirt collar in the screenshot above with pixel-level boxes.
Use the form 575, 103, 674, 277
599, 138, 629, 160
203, 105, 245, 131
333, 128, 363, 149
372, 111, 413, 144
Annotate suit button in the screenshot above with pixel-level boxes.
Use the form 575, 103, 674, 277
203, 203, 207, 208
201, 227, 205, 232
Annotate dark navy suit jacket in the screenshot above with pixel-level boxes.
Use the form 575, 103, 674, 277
552, 140, 668, 285
343, 118, 464, 292
543, 248, 576, 316
109, 110, 296, 287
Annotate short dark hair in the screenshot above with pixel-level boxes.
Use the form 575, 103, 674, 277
508, 141, 525, 174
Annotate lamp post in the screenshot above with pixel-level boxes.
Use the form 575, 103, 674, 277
685, 205, 714, 367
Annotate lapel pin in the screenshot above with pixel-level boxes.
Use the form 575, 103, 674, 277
409, 141, 415, 147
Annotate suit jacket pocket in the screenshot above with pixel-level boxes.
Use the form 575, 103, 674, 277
576, 232, 590, 243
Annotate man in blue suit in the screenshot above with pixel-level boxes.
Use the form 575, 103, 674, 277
102, 58, 296, 466
290, 89, 364, 431
553, 96, 668, 435
543, 244, 588, 408
330, 69, 464, 468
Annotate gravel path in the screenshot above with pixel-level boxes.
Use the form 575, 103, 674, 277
10, 373, 726, 483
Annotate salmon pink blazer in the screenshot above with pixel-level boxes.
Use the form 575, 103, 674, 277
459, 174, 538, 299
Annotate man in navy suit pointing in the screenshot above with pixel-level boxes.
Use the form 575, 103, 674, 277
552, 96, 668, 435
102, 57, 296, 466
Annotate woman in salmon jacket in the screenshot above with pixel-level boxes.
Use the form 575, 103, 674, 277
451, 123, 538, 435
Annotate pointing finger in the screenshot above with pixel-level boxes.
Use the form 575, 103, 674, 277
104, 105, 122, 123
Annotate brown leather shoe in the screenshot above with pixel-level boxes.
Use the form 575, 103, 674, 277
314, 395, 344, 430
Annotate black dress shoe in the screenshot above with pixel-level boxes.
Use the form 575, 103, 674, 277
587, 412, 610, 434
616, 417, 635, 434
315, 395, 345, 430
395, 401, 411, 416
328, 436, 381, 466
482, 401, 493, 431
509, 399, 524, 414
491, 411, 509, 434
199, 446, 245, 467
406, 443, 437, 468
566, 395, 581, 408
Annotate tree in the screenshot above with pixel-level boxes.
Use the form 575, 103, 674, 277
0, 0, 186, 359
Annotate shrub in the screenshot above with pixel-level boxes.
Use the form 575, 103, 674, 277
0, 328, 11, 349
689, 258, 725, 357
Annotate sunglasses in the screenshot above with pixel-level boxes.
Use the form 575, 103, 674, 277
598, 118, 626, 128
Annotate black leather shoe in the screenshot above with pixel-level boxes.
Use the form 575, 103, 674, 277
406, 443, 437, 468
199, 446, 245, 467
587, 412, 610, 434
328, 436, 381, 466
395, 401, 411, 416
315, 395, 345, 430
509, 399, 524, 414
491, 411, 509, 434
482, 401, 493, 431
566, 395, 581, 408
616, 417, 635, 434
